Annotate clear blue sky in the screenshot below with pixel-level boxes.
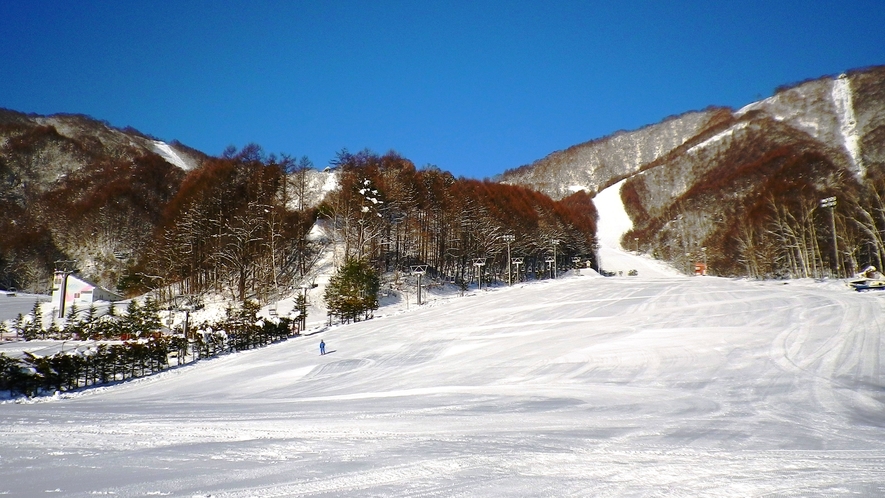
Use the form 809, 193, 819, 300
2, 1, 883, 179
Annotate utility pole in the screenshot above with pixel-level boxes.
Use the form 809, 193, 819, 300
551, 239, 560, 278
820, 196, 838, 277
473, 258, 486, 289
502, 234, 515, 285
173, 295, 196, 339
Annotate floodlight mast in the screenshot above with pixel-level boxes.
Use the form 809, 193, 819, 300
551, 239, 560, 278
502, 234, 515, 285
472, 258, 486, 290
820, 196, 839, 276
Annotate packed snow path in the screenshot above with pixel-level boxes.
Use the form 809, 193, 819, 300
2, 274, 885, 496
593, 179, 681, 278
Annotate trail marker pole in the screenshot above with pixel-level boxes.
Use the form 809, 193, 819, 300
410, 265, 428, 305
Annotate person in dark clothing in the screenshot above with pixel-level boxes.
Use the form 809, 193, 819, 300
319, 340, 326, 355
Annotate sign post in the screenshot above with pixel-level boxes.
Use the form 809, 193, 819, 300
410, 265, 428, 305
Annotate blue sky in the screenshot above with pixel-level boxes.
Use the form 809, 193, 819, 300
2, 1, 883, 179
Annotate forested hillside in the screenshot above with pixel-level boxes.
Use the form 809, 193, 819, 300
0, 109, 203, 293
132, 145, 322, 303
134, 147, 597, 314
0, 108, 598, 306
321, 150, 597, 288
502, 65, 885, 278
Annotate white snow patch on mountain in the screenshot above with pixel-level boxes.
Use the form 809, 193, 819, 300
152, 140, 192, 170
321, 169, 339, 194
832, 75, 864, 174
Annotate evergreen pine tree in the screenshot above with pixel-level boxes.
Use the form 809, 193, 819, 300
84, 304, 97, 338
295, 293, 307, 333
22, 308, 43, 341
12, 313, 26, 340
46, 319, 61, 340
29, 301, 43, 338
121, 300, 140, 339
324, 258, 380, 323
139, 298, 163, 336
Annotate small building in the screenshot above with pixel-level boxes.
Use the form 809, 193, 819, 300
51, 272, 123, 317
694, 262, 707, 276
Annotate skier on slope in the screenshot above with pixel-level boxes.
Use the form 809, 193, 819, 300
320, 340, 326, 355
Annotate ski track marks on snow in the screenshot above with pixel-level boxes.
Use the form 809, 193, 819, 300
2, 275, 885, 496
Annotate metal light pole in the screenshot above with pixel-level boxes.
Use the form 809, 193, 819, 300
820, 196, 838, 277
173, 295, 196, 339
551, 239, 560, 278
473, 258, 486, 289
502, 234, 515, 285
511, 257, 523, 283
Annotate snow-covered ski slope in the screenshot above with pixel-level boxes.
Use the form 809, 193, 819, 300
593, 179, 681, 278
2, 186, 885, 496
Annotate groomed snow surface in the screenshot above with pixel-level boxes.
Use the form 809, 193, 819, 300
2, 184, 885, 496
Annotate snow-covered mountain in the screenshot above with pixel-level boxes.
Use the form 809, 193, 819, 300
0, 109, 207, 292
501, 67, 884, 200
499, 107, 729, 199
500, 65, 885, 277
0, 108, 205, 177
